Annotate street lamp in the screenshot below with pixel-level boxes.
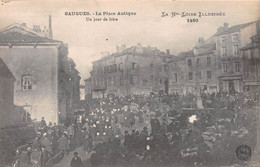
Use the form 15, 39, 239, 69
195, 71, 203, 109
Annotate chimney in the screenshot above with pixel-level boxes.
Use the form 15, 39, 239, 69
21, 23, 27, 28
223, 23, 229, 31
136, 43, 143, 53
32, 25, 41, 33
48, 15, 53, 39
198, 37, 204, 45
116, 44, 126, 52
217, 26, 223, 33
193, 47, 199, 56
166, 49, 170, 54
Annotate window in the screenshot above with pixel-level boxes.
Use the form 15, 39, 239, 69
164, 65, 168, 72
188, 59, 192, 67
207, 57, 211, 65
132, 63, 136, 69
160, 79, 163, 84
120, 75, 124, 85
198, 71, 202, 79
118, 63, 123, 72
21, 75, 33, 90
130, 75, 134, 84
221, 46, 227, 57
223, 63, 228, 73
104, 79, 107, 87
113, 76, 116, 86
233, 45, 239, 55
188, 72, 193, 80
221, 36, 226, 43
142, 79, 148, 85
235, 62, 240, 72
107, 77, 112, 86
207, 71, 212, 79
174, 63, 177, 68
257, 64, 260, 77
173, 73, 177, 82
114, 64, 117, 72
196, 58, 200, 66
150, 64, 154, 71
232, 34, 238, 41
150, 75, 154, 81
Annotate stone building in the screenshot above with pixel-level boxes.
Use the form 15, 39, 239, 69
0, 16, 80, 124
167, 52, 190, 95
187, 39, 218, 94
216, 21, 259, 93
241, 33, 260, 92
90, 44, 173, 98
0, 58, 16, 128
168, 20, 259, 95
168, 36, 218, 95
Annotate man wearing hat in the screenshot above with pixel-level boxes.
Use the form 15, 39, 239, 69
40, 117, 47, 128
18, 148, 30, 167
31, 147, 42, 167
70, 152, 84, 167
40, 133, 52, 155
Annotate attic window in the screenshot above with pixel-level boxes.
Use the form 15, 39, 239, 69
232, 34, 239, 41
21, 75, 33, 90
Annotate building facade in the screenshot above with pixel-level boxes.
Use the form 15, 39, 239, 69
168, 37, 218, 95
216, 21, 259, 93
0, 17, 80, 124
90, 44, 172, 98
241, 33, 260, 92
0, 58, 16, 128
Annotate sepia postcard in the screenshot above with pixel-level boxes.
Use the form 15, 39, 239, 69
0, 0, 259, 167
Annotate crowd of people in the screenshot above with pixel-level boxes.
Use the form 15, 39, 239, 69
11, 91, 258, 167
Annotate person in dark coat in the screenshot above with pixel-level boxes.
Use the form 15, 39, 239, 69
58, 134, 69, 153
40, 117, 47, 128
19, 149, 30, 167
31, 148, 42, 167
83, 134, 93, 154
123, 130, 131, 149
70, 152, 84, 167
90, 151, 104, 167
150, 115, 161, 136
41, 146, 49, 167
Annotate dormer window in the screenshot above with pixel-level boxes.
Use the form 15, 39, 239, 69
21, 75, 33, 90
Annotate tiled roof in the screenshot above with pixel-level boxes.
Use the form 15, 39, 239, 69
0, 25, 61, 44
167, 56, 186, 63
0, 58, 15, 80
96, 45, 174, 63
168, 50, 193, 63
198, 43, 216, 55
217, 22, 255, 36
240, 33, 260, 50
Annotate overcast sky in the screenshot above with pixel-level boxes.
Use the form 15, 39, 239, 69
0, 0, 259, 84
